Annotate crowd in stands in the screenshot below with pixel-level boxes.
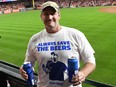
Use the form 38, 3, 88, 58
34, 0, 116, 8
0, 1, 28, 14
0, 0, 116, 14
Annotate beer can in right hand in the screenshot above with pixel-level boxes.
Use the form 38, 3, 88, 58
23, 62, 35, 87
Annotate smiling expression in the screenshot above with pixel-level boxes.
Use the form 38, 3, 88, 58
41, 6, 61, 33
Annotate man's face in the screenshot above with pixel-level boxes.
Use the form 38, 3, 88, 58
41, 6, 60, 31
51, 54, 58, 63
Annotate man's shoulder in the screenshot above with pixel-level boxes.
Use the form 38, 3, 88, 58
33, 29, 46, 36
62, 26, 83, 35
30, 29, 46, 42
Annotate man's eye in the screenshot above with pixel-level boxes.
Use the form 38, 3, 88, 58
51, 12, 56, 15
44, 13, 48, 16
44, 12, 55, 16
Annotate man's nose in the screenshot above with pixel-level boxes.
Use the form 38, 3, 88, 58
48, 15, 53, 20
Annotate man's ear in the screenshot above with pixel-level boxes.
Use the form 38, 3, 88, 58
58, 12, 61, 19
40, 13, 43, 21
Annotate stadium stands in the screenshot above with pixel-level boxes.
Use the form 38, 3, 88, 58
0, 1, 28, 14
0, 0, 116, 15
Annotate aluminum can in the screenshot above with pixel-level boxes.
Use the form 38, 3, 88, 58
68, 57, 78, 82
23, 62, 35, 87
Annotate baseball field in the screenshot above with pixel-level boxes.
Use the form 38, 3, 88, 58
0, 6, 116, 86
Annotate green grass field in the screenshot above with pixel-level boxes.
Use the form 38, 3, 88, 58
0, 6, 116, 86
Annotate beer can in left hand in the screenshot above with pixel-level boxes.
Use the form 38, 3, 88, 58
23, 62, 35, 87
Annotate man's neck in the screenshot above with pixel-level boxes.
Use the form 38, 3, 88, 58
46, 25, 61, 34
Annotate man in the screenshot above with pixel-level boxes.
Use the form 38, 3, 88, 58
20, 1, 96, 87
42, 52, 67, 81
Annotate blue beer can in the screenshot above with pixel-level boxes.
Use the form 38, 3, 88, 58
68, 57, 78, 82
23, 62, 35, 87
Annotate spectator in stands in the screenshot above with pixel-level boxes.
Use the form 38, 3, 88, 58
20, 1, 96, 87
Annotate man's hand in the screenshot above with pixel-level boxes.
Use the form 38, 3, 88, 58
71, 71, 85, 86
19, 66, 28, 80
71, 62, 96, 86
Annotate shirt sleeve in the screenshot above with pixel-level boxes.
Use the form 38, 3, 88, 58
24, 36, 37, 67
76, 31, 96, 65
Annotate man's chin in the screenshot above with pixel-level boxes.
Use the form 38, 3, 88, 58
46, 25, 55, 29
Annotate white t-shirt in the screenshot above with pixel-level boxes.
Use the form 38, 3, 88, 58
24, 26, 95, 87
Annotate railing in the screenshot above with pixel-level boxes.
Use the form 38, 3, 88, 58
0, 60, 115, 87
0, 60, 37, 87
